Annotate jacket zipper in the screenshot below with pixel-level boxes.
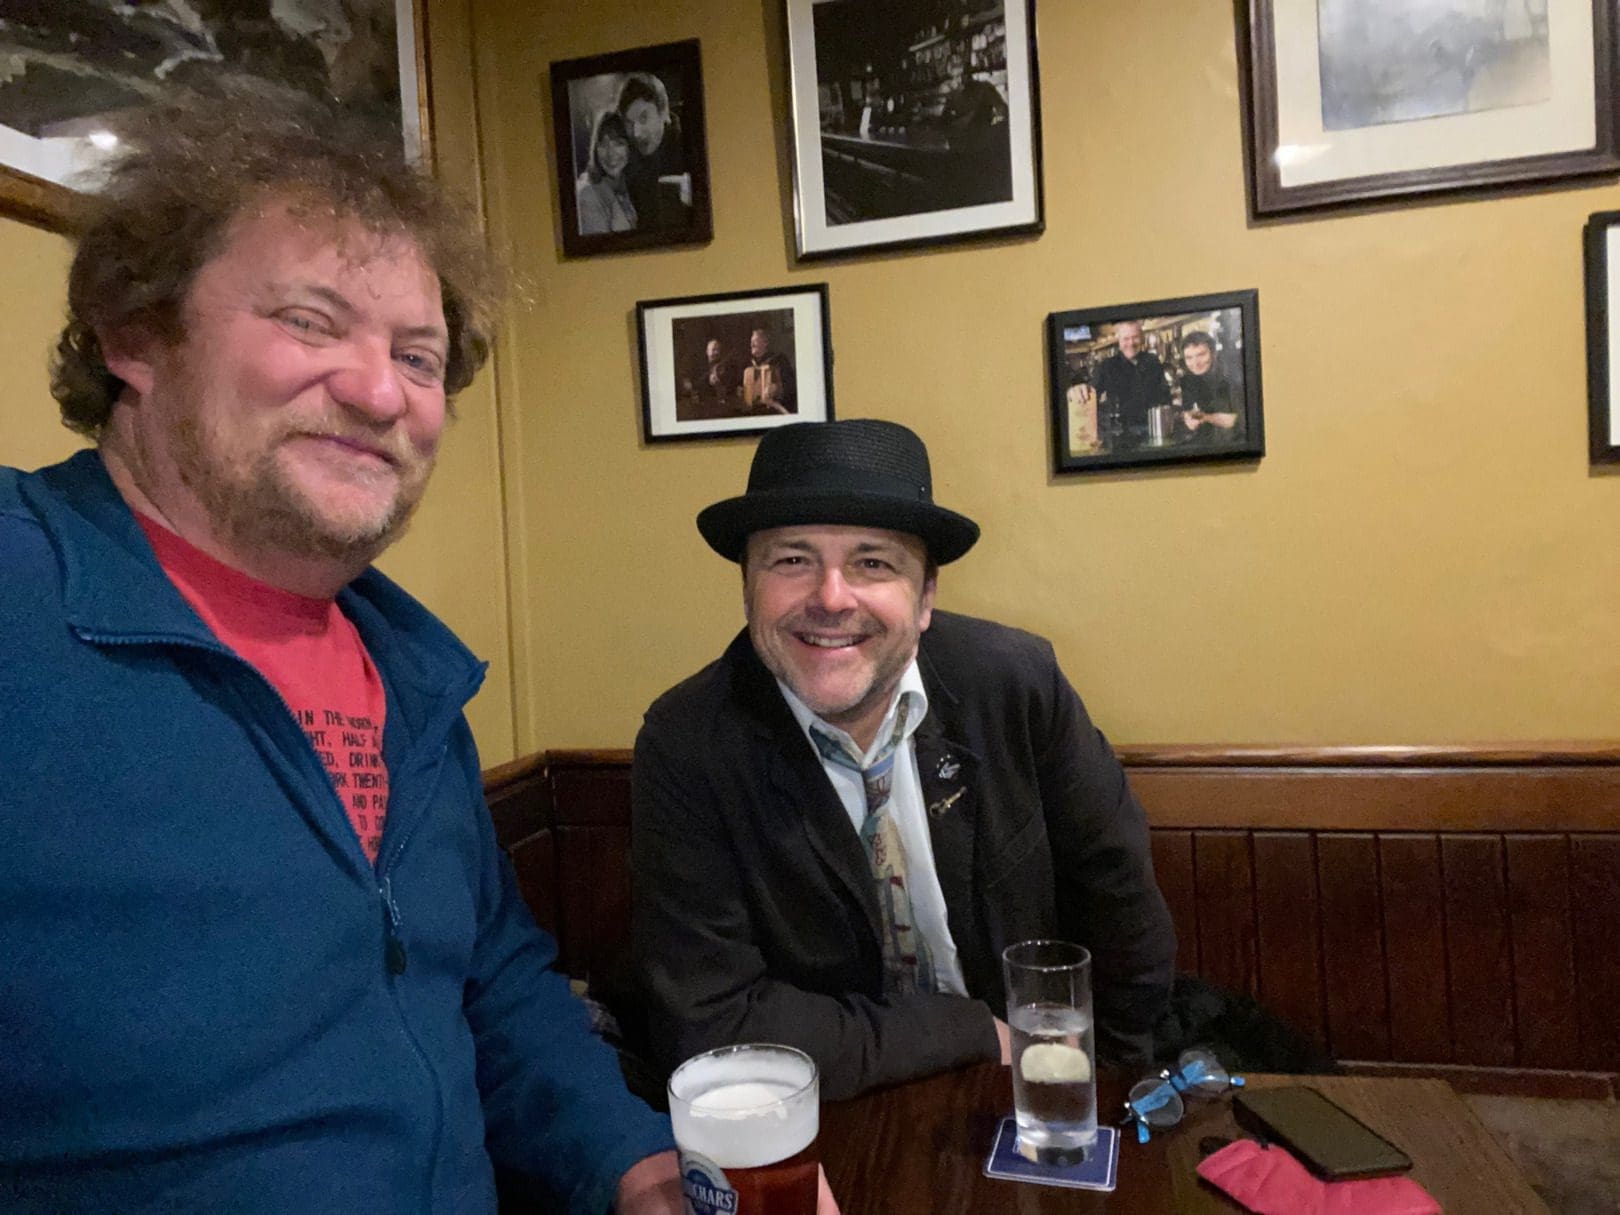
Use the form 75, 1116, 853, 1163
80, 628, 455, 1212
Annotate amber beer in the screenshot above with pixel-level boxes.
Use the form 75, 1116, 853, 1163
668, 1044, 819, 1215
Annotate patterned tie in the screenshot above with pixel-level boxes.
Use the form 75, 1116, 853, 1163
810, 698, 936, 996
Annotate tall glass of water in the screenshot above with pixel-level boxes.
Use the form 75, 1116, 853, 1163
667, 1043, 819, 1215
1002, 939, 1097, 1163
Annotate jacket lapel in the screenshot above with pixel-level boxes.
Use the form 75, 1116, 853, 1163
912, 714, 978, 931
915, 637, 1005, 1000
731, 634, 882, 942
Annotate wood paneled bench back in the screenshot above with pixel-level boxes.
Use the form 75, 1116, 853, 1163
484, 743, 1620, 1097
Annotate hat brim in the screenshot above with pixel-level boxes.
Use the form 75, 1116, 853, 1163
696, 489, 980, 565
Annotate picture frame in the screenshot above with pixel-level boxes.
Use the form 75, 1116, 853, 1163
636, 284, 834, 443
550, 39, 713, 257
1241, 0, 1620, 216
1046, 290, 1264, 475
782, 0, 1043, 260
1583, 210, 1620, 461
0, 1, 429, 234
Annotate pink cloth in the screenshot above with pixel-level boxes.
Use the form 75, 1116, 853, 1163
1196, 1139, 1441, 1215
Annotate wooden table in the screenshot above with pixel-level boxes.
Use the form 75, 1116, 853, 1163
820, 1065, 1548, 1213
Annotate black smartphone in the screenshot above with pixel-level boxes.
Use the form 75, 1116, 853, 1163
1232, 1086, 1414, 1181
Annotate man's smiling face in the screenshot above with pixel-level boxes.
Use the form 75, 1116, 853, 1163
744, 523, 935, 749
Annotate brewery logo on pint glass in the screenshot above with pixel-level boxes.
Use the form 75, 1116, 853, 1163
668, 1043, 821, 1215
680, 1150, 739, 1215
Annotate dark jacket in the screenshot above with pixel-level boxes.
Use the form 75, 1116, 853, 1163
622, 116, 690, 231
630, 612, 1176, 1099
1093, 350, 1171, 434
0, 452, 673, 1214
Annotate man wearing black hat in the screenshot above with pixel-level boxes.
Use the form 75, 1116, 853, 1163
629, 419, 1176, 1100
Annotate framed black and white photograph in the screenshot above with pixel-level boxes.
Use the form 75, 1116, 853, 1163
637, 284, 834, 443
1047, 290, 1264, 474
1242, 0, 1619, 215
0, 1, 428, 233
550, 39, 712, 257
783, 0, 1042, 259
1584, 210, 1620, 462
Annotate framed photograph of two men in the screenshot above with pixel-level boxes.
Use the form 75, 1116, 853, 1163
783, 0, 1043, 259
1047, 290, 1264, 475
636, 284, 834, 443
1242, 0, 1620, 215
0, 1, 429, 234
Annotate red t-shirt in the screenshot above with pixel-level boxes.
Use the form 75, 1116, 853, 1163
138, 516, 391, 864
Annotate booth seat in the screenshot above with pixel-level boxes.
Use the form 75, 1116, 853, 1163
484, 743, 1620, 1099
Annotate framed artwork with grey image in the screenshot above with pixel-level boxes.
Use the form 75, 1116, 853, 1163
1046, 290, 1264, 475
0, 0, 428, 232
1241, 0, 1619, 215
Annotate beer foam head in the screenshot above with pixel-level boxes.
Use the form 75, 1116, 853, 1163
669, 1045, 818, 1170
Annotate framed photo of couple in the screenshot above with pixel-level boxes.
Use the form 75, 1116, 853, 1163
636, 284, 834, 444
550, 39, 714, 257
0, 0, 428, 233
1046, 290, 1265, 475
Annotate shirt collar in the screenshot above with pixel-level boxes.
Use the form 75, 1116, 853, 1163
777, 659, 929, 764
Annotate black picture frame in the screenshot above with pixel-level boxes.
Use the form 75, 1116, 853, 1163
782, 0, 1043, 260
1241, 0, 1620, 216
1584, 210, 1620, 462
549, 38, 713, 257
636, 284, 834, 443
0, 0, 430, 234
1047, 290, 1264, 474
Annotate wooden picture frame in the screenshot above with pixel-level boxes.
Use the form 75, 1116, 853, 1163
1241, 0, 1620, 216
636, 284, 834, 443
549, 39, 713, 257
1047, 290, 1264, 474
0, 0, 430, 234
783, 0, 1043, 259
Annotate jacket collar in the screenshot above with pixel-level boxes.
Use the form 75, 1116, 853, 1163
724, 623, 984, 945
19, 450, 486, 714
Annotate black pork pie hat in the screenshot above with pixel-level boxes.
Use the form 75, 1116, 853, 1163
696, 419, 980, 564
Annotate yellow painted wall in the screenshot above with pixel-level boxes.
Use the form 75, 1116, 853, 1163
7, 0, 1618, 761
475, 0, 1620, 750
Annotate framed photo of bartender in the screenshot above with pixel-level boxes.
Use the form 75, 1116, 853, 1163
1047, 289, 1265, 474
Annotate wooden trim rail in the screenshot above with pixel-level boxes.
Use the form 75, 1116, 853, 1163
484, 743, 1620, 1095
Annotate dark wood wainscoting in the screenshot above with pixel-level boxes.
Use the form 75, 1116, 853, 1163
484, 744, 1620, 1093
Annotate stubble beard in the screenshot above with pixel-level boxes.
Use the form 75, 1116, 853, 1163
171, 411, 432, 567
756, 610, 916, 731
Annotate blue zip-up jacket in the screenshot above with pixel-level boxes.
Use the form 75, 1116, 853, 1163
0, 452, 674, 1213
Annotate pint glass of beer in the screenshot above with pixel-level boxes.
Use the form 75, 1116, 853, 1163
667, 1043, 819, 1215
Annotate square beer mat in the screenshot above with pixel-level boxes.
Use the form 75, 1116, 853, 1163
984, 1119, 1119, 1191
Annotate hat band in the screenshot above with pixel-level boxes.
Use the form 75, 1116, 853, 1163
747, 465, 930, 502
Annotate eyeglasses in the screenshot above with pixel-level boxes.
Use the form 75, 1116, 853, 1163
1121, 1048, 1246, 1143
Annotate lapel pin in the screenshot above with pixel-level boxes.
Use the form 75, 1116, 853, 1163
936, 755, 960, 781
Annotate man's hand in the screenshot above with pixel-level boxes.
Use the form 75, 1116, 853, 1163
615, 1150, 682, 1214
995, 1016, 1012, 1065
618, 1150, 842, 1214
818, 1164, 842, 1213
